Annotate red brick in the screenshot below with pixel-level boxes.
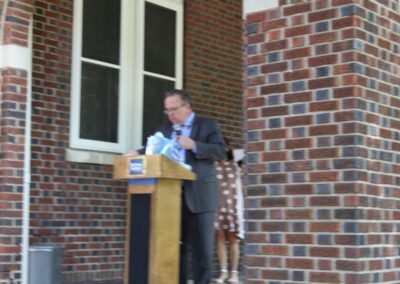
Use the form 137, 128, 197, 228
260, 62, 288, 73
310, 171, 339, 182
261, 18, 286, 31
284, 25, 311, 38
309, 148, 338, 159
318, 259, 333, 270
337, 260, 364, 271
261, 270, 288, 280
310, 222, 340, 232
247, 54, 266, 65
247, 33, 265, 44
309, 32, 338, 45
284, 69, 311, 81
285, 184, 313, 195
285, 115, 312, 127
261, 222, 288, 232
261, 129, 288, 140
260, 83, 288, 95
285, 161, 312, 171
285, 209, 312, 220
291, 14, 306, 26
283, 2, 312, 16
247, 11, 267, 23
310, 196, 340, 207
247, 97, 265, 108
308, 54, 338, 67
261, 197, 287, 207
284, 91, 312, 103
310, 272, 340, 283
308, 8, 336, 22
333, 16, 362, 30
261, 106, 289, 117
261, 39, 287, 52
308, 77, 336, 89
245, 256, 267, 267
284, 47, 311, 59
261, 173, 288, 184
247, 119, 266, 130
309, 125, 339, 136
285, 138, 312, 149
286, 234, 313, 244
286, 258, 313, 269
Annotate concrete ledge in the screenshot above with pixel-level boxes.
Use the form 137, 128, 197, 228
0, 44, 31, 70
65, 148, 118, 165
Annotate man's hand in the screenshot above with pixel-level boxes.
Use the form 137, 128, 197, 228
178, 136, 195, 150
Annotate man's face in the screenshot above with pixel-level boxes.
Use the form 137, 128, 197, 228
164, 94, 191, 125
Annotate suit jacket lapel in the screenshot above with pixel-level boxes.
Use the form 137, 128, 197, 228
190, 116, 200, 140
162, 123, 173, 139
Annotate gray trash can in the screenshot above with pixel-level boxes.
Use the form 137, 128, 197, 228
29, 245, 61, 284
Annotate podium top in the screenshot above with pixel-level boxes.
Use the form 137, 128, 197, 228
113, 154, 196, 180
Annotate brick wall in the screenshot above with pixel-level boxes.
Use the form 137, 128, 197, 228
0, 0, 33, 282
30, 1, 126, 282
0, 0, 243, 283
0, 68, 26, 283
185, 0, 244, 146
244, 0, 400, 283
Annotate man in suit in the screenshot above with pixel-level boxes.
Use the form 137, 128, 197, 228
135, 89, 226, 284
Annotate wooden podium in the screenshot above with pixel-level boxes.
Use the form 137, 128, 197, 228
113, 154, 196, 284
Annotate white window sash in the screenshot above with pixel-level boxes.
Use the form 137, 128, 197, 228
70, 0, 183, 155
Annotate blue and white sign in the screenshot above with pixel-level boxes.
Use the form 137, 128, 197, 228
129, 158, 145, 176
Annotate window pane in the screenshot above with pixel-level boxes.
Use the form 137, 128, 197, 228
144, 2, 176, 77
80, 62, 119, 142
82, 0, 121, 64
142, 75, 174, 145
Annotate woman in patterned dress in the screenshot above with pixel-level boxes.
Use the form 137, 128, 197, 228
214, 137, 244, 284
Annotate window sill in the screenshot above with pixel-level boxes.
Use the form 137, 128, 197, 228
66, 148, 120, 165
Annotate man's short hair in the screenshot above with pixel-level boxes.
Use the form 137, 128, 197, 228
165, 89, 192, 106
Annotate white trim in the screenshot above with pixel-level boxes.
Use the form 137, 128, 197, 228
243, 0, 278, 17
128, 0, 184, 149
70, 0, 183, 155
70, 0, 83, 151
143, 70, 177, 81
175, 0, 184, 89
70, 0, 126, 153
81, 57, 121, 69
120, 0, 138, 151
132, 0, 145, 150
21, 16, 33, 284
0, 44, 31, 70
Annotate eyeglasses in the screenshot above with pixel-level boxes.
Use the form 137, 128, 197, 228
164, 104, 186, 115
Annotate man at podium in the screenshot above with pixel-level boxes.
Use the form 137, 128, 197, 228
132, 89, 226, 284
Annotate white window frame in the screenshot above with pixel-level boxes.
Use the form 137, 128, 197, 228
69, 0, 183, 157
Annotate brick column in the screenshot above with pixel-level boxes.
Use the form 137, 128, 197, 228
185, 0, 243, 143
0, 0, 34, 283
244, 1, 400, 283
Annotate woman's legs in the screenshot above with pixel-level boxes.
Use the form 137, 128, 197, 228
226, 231, 240, 283
215, 230, 241, 283
215, 229, 228, 282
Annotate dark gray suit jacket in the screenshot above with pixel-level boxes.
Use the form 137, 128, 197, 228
142, 115, 226, 213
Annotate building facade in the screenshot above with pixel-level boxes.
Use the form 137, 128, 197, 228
1, 0, 400, 283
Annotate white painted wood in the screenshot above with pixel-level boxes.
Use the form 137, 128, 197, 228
0, 44, 31, 70
243, 0, 278, 17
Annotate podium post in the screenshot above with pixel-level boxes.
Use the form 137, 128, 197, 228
113, 154, 196, 284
